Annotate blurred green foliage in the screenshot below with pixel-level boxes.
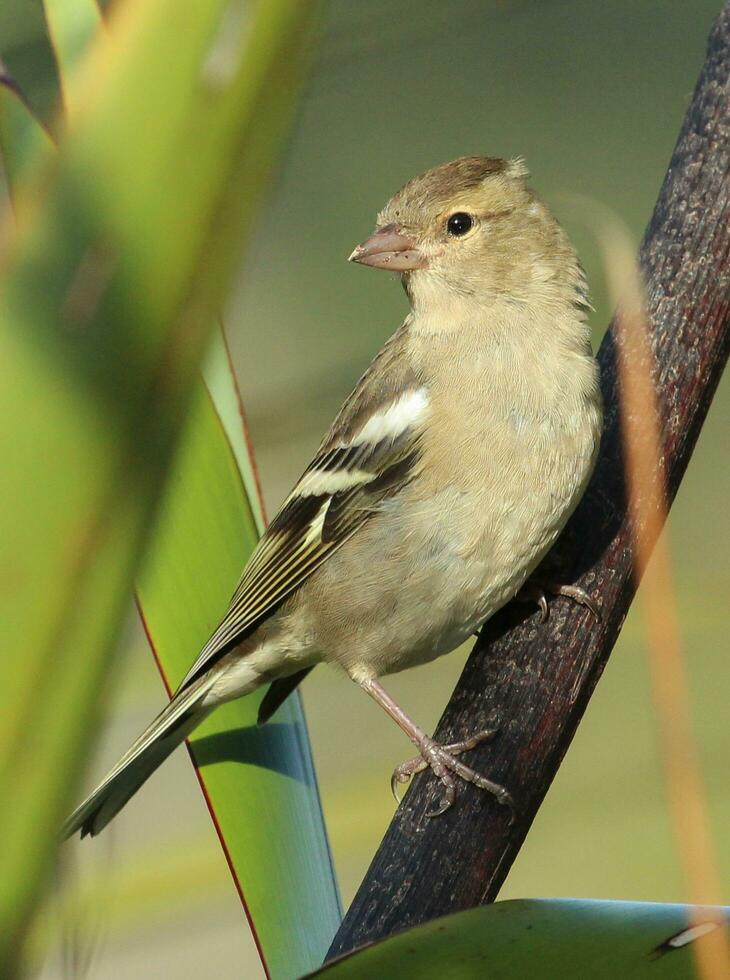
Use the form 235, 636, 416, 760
0, 0, 319, 975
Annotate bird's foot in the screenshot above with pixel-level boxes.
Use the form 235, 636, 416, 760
390, 728, 513, 818
517, 579, 600, 624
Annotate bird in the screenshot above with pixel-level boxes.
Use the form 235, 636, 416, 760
64, 155, 602, 838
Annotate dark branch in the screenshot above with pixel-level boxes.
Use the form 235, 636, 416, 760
328, 3, 730, 959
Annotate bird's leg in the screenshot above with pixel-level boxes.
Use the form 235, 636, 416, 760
357, 677, 513, 818
516, 579, 600, 624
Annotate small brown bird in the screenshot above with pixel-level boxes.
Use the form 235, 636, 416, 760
64, 156, 602, 838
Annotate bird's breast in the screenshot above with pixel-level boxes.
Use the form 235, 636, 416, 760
417, 344, 601, 603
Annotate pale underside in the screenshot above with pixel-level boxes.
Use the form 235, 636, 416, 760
203, 308, 602, 706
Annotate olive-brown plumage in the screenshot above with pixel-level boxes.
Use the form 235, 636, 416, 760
65, 156, 602, 837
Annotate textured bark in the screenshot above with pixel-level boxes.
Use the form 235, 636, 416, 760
328, 3, 730, 960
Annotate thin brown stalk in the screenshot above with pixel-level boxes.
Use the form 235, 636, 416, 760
603, 210, 729, 977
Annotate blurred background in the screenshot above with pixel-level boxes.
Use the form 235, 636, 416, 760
3, 0, 727, 976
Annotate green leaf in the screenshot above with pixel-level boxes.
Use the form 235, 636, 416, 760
43, 0, 103, 116
137, 327, 341, 977
202, 326, 267, 532
0, 0, 316, 972
312, 900, 730, 979
0, 75, 54, 196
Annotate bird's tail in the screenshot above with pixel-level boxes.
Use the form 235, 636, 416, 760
62, 673, 217, 839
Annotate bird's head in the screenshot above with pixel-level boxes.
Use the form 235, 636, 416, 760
349, 156, 576, 313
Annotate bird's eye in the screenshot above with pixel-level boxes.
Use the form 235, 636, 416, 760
446, 212, 473, 236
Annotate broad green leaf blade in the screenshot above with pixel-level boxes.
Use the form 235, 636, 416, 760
0, 0, 316, 972
203, 325, 266, 532
137, 354, 341, 978
0, 76, 54, 194
43, 0, 103, 116
312, 900, 730, 980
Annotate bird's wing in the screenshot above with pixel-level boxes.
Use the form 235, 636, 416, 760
179, 327, 428, 689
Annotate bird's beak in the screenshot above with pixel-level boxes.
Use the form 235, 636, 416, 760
348, 224, 427, 271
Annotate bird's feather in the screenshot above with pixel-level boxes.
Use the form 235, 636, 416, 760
179, 329, 429, 689
63, 672, 216, 838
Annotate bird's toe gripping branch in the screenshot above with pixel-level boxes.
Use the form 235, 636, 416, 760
391, 728, 512, 818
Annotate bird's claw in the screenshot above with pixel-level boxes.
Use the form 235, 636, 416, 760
390, 768, 410, 805
389, 727, 513, 818
518, 580, 600, 623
